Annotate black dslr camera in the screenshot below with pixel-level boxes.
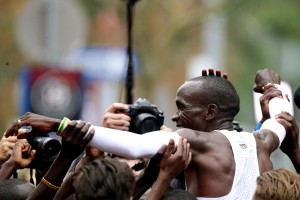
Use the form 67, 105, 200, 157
233, 121, 243, 132
117, 98, 164, 134
27, 135, 61, 169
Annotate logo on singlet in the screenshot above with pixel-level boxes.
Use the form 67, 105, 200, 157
239, 144, 247, 149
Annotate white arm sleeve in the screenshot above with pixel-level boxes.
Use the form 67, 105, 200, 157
87, 126, 180, 159
260, 118, 286, 147
268, 84, 293, 118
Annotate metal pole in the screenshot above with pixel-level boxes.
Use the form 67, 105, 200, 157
125, 0, 139, 104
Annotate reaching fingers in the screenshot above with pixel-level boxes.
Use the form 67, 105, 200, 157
61, 120, 93, 149
275, 112, 298, 131
160, 125, 173, 132
164, 139, 175, 158
73, 121, 91, 142
177, 138, 191, 168
157, 144, 167, 155
82, 128, 95, 149
102, 112, 130, 130
201, 68, 228, 79
61, 120, 78, 137
105, 102, 129, 113
4, 120, 21, 137
184, 140, 192, 168
1, 136, 18, 143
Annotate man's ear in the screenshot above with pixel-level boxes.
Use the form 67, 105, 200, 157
206, 104, 218, 121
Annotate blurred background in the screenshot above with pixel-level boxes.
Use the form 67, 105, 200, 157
1, 0, 300, 170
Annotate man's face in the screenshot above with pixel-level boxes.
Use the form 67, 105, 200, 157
171, 81, 208, 131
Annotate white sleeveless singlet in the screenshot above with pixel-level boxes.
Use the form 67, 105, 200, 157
196, 130, 259, 200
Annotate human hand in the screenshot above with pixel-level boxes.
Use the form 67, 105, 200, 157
259, 84, 284, 123
138, 142, 168, 183
159, 137, 191, 180
0, 136, 18, 163
8, 140, 36, 169
85, 146, 103, 160
4, 112, 61, 139
275, 111, 299, 156
60, 120, 95, 160
160, 125, 172, 132
201, 68, 228, 79
253, 68, 281, 93
101, 103, 131, 131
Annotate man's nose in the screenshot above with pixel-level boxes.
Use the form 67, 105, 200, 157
171, 113, 179, 122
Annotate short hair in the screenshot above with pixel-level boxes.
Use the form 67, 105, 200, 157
188, 76, 240, 118
253, 168, 300, 200
73, 157, 135, 200
162, 189, 196, 200
0, 178, 35, 200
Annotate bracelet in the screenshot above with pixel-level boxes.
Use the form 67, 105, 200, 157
57, 117, 70, 136
41, 177, 60, 190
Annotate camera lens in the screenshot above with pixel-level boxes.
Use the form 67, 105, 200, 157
135, 113, 160, 134
31, 136, 61, 160
27, 136, 61, 169
41, 138, 61, 158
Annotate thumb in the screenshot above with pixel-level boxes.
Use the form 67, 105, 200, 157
164, 139, 175, 157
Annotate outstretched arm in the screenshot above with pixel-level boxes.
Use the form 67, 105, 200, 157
4, 112, 61, 139
26, 121, 94, 200
87, 126, 180, 159
58, 117, 180, 159
276, 111, 300, 173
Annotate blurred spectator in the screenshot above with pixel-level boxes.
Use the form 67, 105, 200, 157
70, 156, 135, 200
0, 178, 35, 200
0, 140, 35, 180
253, 168, 300, 200
0, 136, 19, 164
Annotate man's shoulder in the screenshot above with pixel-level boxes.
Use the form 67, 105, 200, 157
176, 128, 207, 136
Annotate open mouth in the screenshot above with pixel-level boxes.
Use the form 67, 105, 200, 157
176, 124, 184, 128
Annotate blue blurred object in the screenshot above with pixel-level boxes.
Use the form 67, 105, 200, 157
19, 65, 83, 120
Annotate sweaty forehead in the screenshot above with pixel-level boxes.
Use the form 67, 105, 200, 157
177, 81, 201, 95
176, 81, 203, 103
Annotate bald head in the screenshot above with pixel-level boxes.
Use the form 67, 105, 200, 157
0, 179, 35, 200
179, 76, 240, 119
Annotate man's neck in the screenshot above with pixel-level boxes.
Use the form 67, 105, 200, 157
211, 121, 234, 131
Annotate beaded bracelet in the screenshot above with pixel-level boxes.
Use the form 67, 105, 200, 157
57, 117, 70, 136
41, 177, 60, 191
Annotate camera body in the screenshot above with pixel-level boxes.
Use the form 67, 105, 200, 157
233, 121, 243, 132
118, 98, 164, 134
27, 135, 61, 169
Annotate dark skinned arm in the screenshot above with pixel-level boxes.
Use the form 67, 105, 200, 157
146, 138, 191, 200
253, 68, 281, 94
26, 120, 94, 200
0, 141, 35, 180
276, 111, 300, 173
133, 144, 167, 200
4, 112, 61, 139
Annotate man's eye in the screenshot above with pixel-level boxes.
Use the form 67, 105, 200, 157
179, 107, 189, 111
178, 105, 185, 110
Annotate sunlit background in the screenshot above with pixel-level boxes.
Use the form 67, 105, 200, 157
1, 0, 300, 170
